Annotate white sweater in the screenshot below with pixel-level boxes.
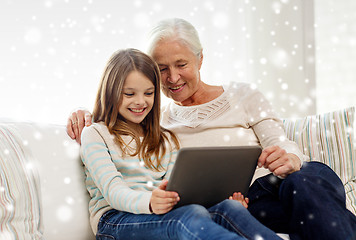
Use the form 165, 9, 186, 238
161, 82, 305, 183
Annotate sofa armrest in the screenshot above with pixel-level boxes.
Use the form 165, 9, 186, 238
0, 119, 95, 240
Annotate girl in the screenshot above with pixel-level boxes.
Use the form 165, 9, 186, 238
80, 48, 281, 240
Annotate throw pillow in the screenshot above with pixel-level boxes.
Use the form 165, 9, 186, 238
0, 124, 43, 239
283, 107, 356, 215
345, 181, 356, 215
283, 107, 355, 184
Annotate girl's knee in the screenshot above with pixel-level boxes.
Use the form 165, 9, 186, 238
168, 205, 211, 238
210, 199, 247, 216
217, 199, 245, 210
174, 204, 210, 220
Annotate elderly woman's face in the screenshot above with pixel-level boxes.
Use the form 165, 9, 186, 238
152, 40, 202, 106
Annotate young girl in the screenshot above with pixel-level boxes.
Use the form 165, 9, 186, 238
80, 48, 281, 240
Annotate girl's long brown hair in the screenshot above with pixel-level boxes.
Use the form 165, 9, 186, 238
92, 48, 179, 170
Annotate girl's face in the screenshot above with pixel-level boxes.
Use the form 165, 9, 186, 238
119, 71, 155, 126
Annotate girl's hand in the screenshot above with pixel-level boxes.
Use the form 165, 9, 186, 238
150, 180, 180, 214
229, 192, 249, 208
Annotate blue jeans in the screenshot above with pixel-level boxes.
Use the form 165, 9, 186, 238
247, 161, 356, 240
96, 199, 282, 240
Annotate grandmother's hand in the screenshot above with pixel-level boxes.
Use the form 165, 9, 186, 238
66, 108, 92, 144
258, 145, 301, 178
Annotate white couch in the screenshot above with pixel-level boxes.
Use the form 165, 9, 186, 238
0, 120, 95, 240
1, 107, 355, 240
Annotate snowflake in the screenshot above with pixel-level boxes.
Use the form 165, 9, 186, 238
24, 27, 42, 45
6, 204, 14, 212
4, 149, 10, 155
254, 234, 264, 240
213, 12, 229, 28
223, 135, 231, 142
64, 177, 71, 184
56, 205, 73, 222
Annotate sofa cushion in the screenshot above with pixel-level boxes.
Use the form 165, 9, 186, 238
283, 106, 356, 215
0, 124, 43, 239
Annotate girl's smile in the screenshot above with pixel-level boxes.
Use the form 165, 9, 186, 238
129, 107, 147, 114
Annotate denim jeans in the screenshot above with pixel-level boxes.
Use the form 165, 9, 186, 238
96, 199, 282, 240
247, 161, 356, 240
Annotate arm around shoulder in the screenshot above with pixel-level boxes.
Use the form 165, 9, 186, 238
66, 108, 93, 144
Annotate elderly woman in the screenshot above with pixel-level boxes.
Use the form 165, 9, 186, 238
68, 18, 356, 240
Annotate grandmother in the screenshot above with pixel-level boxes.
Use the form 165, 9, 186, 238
67, 18, 356, 239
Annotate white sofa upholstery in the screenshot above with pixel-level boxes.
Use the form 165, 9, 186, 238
0, 120, 95, 240
1, 106, 355, 240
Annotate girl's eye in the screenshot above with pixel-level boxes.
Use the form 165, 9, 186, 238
145, 92, 154, 96
124, 93, 134, 96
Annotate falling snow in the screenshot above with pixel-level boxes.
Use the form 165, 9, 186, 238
56, 205, 73, 222
254, 234, 264, 240
63, 177, 71, 184
147, 181, 153, 187
63, 140, 80, 159
0, 0, 354, 125
224, 135, 231, 142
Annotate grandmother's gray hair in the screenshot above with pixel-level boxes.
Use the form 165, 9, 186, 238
147, 18, 203, 59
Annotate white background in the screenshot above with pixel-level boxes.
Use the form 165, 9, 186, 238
0, 0, 355, 125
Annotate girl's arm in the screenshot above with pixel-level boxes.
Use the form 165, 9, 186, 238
81, 124, 152, 214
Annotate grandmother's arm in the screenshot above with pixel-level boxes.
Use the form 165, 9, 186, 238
243, 86, 303, 177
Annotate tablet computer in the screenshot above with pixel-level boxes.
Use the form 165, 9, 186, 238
166, 146, 261, 209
